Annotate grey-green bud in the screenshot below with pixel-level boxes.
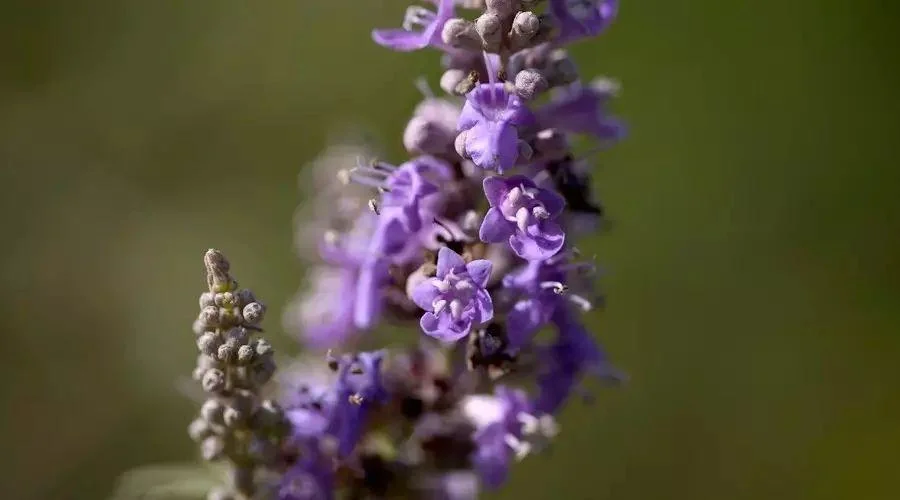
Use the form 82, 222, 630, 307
202, 368, 226, 393
197, 332, 222, 356
200, 435, 226, 461
242, 302, 265, 324
237, 345, 255, 365
200, 398, 225, 425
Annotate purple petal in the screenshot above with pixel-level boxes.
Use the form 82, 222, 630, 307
508, 222, 566, 260
481, 176, 509, 207
465, 259, 493, 288
353, 262, 384, 329
411, 279, 441, 311
536, 188, 566, 218
420, 311, 472, 342
465, 121, 519, 172
473, 289, 494, 324
479, 207, 513, 243
371, 29, 430, 52
506, 299, 548, 348
436, 246, 466, 277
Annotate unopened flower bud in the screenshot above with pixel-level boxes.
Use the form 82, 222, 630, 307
199, 292, 215, 308
255, 339, 273, 358
200, 399, 225, 425
237, 345, 255, 365
223, 406, 246, 428
197, 332, 222, 356
475, 13, 503, 51
202, 368, 226, 393
442, 18, 481, 50
242, 302, 265, 324
188, 417, 213, 442
200, 435, 225, 461
485, 0, 516, 17
217, 343, 237, 363
514, 69, 548, 100
199, 306, 220, 328
214, 291, 235, 308
234, 289, 256, 308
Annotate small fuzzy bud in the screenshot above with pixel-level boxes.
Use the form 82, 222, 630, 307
255, 339, 274, 358
242, 302, 265, 324
217, 343, 237, 363
197, 332, 222, 356
237, 345, 255, 365
214, 291, 235, 308
509, 11, 541, 51
222, 327, 250, 346
442, 18, 481, 51
485, 0, 516, 17
199, 306, 220, 328
475, 13, 503, 52
440, 69, 468, 95
223, 406, 246, 428
200, 435, 226, 461
188, 417, 213, 442
234, 289, 256, 308
514, 69, 548, 100
200, 399, 225, 425
199, 292, 215, 308
202, 368, 227, 393
204, 249, 235, 293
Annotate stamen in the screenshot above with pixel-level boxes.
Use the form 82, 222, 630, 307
517, 412, 539, 435
368, 199, 380, 215
504, 434, 531, 460
323, 230, 339, 246
414, 76, 434, 99
433, 298, 448, 314
515, 206, 531, 232
533, 205, 550, 219
540, 281, 568, 294
567, 293, 593, 312
403, 6, 436, 31
449, 299, 464, 320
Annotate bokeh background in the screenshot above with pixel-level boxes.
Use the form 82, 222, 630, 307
2, 0, 899, 498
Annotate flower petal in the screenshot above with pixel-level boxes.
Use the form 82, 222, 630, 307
473, 289, 494, 324
508, 221, 566, 260
536, 188, 566, 218
436, 246, 467, 277
371, 29, 430, 52
411, 279, 441, 311
482, 176, 509, 207
479, 207, 513, 243
466, 259, 493, 288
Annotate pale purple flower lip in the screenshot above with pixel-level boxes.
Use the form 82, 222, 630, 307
372, 0, 456, 52
456, 83, 535, 173
411, 247, 494, 342
549, 0, 619, 45
479, 175, 566, 261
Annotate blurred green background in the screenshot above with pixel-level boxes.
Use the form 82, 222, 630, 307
2, 0, 899, 498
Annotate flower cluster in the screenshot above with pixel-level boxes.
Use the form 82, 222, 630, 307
117, 2, 626, 499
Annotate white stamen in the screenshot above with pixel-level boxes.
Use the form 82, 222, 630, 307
433, 279, 451, 293
540, 281, 568, 294
323, 230, 339, 246
368, 199, 380, 215
402, 6, 436, 31
432, 299, 448, 315
504, 434, 532, 461
454, 279, 474, 291
517, 412, 539, 435
568, 293, 593, 312
533, 205, 550, 219
515, 206, 531, 232
449, 299, 463, 320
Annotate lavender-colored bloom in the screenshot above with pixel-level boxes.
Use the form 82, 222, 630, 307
549, 0, 619, 45
463, 387, 531, 489
328, 351, 388, 457
480, 175, 566, 261
536, 80, 624, 142
411, 247, 494, 342
353, 214, 413, 329
534, 305, 621, 414
457, 84, 535, 173
501, 259, 567, 347
373, 0, 456, 52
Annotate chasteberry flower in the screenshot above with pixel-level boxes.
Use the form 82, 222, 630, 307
536, 79, 624, 142
479, 175, 566, 260
411, 247, 493, 342
456, 83, 535, 173
463, 387, 557, 489
549, 0, 619, 45
373, 0, 457, 52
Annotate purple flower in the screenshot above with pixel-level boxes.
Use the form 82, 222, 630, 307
456, 84, 535, 173
463, 387, 554, 489
534, 305, 622, 414
411, 247, 494, 342
549, 0, 619, 45
372, 0, 456, 52
328, 350, 388, 457
536, 80, 625, 142
501, 259, 567, 346
353, 214, 413, 329
479, 175, 566, 260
